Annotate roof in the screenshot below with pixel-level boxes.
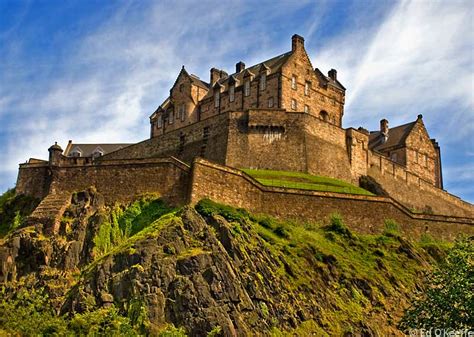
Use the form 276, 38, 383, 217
63, 143, 132, 157
369, 121, 416, 152
201, 51, 293, 100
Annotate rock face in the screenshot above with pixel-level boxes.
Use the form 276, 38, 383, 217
0, 189, 438, 336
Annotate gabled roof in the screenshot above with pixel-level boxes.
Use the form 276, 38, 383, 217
314, 68, 345, 91
201, 51, 293, 100
369, 121, 417, 152
64, 143, 132, 157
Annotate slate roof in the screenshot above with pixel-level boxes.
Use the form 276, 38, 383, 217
63, 143, 132, 157
369, 121, 416, 152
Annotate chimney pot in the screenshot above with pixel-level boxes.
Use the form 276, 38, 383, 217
291, 34, 305, 52
417, 114, 423, 120
380, 119, 389, 136
236, 61, 245, 73
328, 69, 337, 81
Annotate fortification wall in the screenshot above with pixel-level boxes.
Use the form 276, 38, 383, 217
16, 164, 51, 199
103, 114, 229, 165
18, 158, 190, 205
189, 159, 473, 241
368, 153, 473, 218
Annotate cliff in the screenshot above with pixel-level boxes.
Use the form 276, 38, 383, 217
0, 189, 453, 336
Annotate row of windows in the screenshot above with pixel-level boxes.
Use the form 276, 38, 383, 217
291, 75, 337, 106
215, 73, 268, 107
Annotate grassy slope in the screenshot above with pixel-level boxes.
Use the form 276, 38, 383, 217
1, 194, 451, 336
241, 169, 373, 195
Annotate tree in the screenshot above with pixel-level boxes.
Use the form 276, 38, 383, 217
400, 236, 473, 330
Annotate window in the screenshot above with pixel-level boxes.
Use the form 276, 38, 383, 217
291, 99, 297, 110
260, 73, 266, 91
425, 155, 428, 167
391, 153, 398, 162
229, 85, 235, 102
320, 110, 328, 121
169, 111, 174, 124
179, 104, 185, 120
92, 150, 104, 158
214, 91, 220, 108
70, 150, 82, 157
268, 97, 274, 108
157, 116, 163, 128
244, 80, 250, 96
304, 81, 310, 96
304, 105, 309, 113
291, 75, 297, 90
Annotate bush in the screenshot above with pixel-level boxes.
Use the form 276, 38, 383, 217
195, 199, 248, 224
383, 219, 400, 237
158, 324, 188, 336
325, 214, 353, 239
273, 224, 291, 239
0, 188, 40, 237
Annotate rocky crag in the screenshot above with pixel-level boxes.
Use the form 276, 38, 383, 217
0, 188, 451, 336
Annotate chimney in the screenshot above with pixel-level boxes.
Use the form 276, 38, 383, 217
291, 34, 305, 52
328, 69, 337, 81
236, 61, 245, 73
210, 68, 220, 85
417, 114, 423, 120
380, 119, 389, 143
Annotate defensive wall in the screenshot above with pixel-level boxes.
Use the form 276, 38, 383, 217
189, 158, 474, 241
16, 157, 190, 205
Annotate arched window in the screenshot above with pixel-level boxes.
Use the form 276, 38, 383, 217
320, 110, 329, 122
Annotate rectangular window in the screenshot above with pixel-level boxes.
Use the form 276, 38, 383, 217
304, 81, 310, 96
304, 105, 309, 113
291, 75, 297, 90
244, 80, 250, 96
268, 97, 274, 108
157, 116, 163, 128
214, 91, 220, 108
425, 155, 428, 167
291, 99, 297, 110
260, 74, 266, 91
229, 85, 235, 102
179, 104, 185, 120
169, 111, 174, 124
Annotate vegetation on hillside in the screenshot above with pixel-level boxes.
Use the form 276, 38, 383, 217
0, 188, 39, 238
1, 194, 470, 336
241, 168, 373, 195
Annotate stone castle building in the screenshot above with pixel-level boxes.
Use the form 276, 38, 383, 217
15, 34, 473, 238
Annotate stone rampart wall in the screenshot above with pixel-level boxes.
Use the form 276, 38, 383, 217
189, 158, 473, 241
368, 153, 473, 217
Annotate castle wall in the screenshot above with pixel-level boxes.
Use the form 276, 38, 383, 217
189, 159, 474, 241
345, 128, 370, 181
16, 164, 51, 199
18, 158, 190, 205
368, 153, 473, 217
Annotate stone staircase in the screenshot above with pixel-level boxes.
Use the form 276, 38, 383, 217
28, 192, 72, 235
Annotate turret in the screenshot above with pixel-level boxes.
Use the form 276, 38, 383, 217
48, 142, 63, 166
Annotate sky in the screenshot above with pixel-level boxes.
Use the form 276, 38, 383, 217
0, 0, 473, 202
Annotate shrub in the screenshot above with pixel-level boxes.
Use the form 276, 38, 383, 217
273, 224, 291, 239
0, 188, 40, 237
195, 199, 248, 224
325, 214, 353, 239
158, 324, 188, 336
383, 219, 400, 237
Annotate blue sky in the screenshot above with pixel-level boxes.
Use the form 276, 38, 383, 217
0, 0, 473, 202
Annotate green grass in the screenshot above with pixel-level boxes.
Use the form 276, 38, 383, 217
241, 169, 373, 195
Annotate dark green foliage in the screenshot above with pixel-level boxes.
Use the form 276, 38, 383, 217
0, 188, 40, 237
273, 224, 291, 239
400, 236, 474, 330
94, 196, 173, 256
324, 214, 353, 239
68, 307, 138, 336
383, 219, 400, 238
195, 198, 248, 224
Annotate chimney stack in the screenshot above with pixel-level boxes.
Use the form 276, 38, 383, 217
291, 34, 305, 52
380, 119, 389, 143
210, 68, 220, 85
328, 69, 337, 81
236, 61, 245, 73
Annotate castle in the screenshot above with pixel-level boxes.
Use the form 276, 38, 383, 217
15, 35, 473, 239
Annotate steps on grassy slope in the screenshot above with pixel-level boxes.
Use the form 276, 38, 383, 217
28, 192, 71, 235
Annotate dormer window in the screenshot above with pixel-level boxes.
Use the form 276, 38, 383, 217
244, 80, 250, 97
260, 73, 266, 91
229, 85, 235, 102
291, 75, 297, 90
70, 149, 82, 157
92, 148, 104, 158
305, 81, 310, 96
157, 115, 163, 128
214, 91, 220, 108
